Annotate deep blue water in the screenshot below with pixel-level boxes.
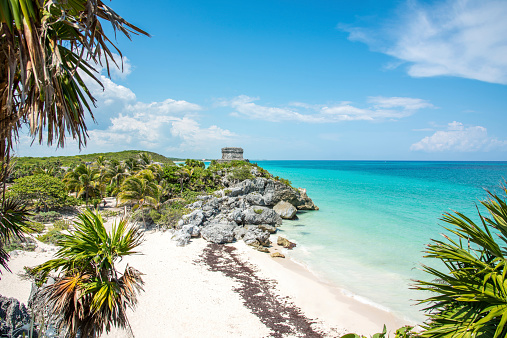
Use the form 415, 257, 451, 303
254, 161, 507, 323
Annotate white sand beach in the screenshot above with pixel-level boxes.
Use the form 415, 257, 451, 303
0, 215, 412, 338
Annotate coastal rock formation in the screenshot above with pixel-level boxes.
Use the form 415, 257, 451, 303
270, 252, 285, 258
273, 201, 297, 220
172, 166, 318, 248
277, 236, 297, 249
0, 295, 32, 338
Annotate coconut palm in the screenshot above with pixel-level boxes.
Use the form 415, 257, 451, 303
31, 209, 144, 337
118, 170, 160, 228
0, 0, 149, 161
104, 159, 128, 206
415, 187, 507, 337
64, 164, 102, 204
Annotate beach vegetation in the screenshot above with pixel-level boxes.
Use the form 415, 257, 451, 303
64, 164, 104, 205
254, 208, 264, 215
3, 236, 37, 253
37, 227, 66, 245
414, 186, 507, 337
7, 174, 70, 211
31, 211, 62, 223
30, 209, 144, 337
24, 221, 45, 234
118, 170, 160, 228
0, 195, 32, 275
52, 219, 71, 231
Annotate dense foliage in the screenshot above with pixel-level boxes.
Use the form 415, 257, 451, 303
8, 174, 71, 210
414, 187, 507, 337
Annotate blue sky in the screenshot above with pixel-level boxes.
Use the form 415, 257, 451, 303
16, 0, 507, 160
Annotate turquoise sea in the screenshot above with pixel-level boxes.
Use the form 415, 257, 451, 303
255, 161, 507, 323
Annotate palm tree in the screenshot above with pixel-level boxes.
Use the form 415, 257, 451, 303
31, 209, 144, 337
64, 164, 102, 204
0, 0, 149, 161
118, 170, 159, 228
415, 187, 507, 337
137, 153, 153, 169
104, 160, 129, 206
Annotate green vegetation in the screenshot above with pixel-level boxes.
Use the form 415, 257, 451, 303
31, 209, 144, 337
413, 187, 507, 337
3, 236, 37, 253
31, 211, 62, 223
52, 219, 71, 231
25, 221, 45, 234
8, 174, 72, 210
341, 325, 416, 338
254, 208, 264, 215
37, 228, 66, 245
15, 150, 178, 168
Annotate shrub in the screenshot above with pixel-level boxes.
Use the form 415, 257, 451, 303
37, 228, 66, 245
100, 209, 121, 219
32, 211, 62, 223
53, 219, 71, 231
25, 221, 45, 234
254, 208, 263, 215
4, 237, 37, 252
229, 166, 254, 182
8, 174, 69, 210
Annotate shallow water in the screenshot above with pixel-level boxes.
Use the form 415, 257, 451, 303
255, 161, 507, 323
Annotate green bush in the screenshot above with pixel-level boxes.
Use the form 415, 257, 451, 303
4, 237, 37, 252
32, 211, 62, 223
37, 228, 66, 245
254, 208, 263, 214
25, 221, 45, 234
100, 209, 121, 219
53, 219, 71, 231
229, 166, 254, 181
8, 174, 70, 210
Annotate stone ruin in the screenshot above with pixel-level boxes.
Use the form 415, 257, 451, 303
222, 147, 243, 160
218, 147, 246, 162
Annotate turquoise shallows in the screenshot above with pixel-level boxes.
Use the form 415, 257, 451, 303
255, 161, 507, 323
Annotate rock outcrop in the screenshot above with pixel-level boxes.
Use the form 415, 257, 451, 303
0, 295, 32, 338
273, 201, 297, 220
171, 167, 317, 249
277, 236, 297, 249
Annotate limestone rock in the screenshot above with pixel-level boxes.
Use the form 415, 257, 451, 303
243, 206, 282, 226
172, 230, 191, 247
245, 192, 265, 206
201, 222, 236, 244
0, 295, 32, 338
257, 224, 277, 234
243, 227, 271, 247
273, 201, 297, 220
271, 252, 285, 258
277, 236, 296, 249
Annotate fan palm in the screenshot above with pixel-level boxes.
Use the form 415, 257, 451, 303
415, 187, 507, 337
0, 0, 149, 161
118, 170, 159, 228
31, 209, 144, 337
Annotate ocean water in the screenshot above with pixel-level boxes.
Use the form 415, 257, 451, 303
255, 161, 507, 323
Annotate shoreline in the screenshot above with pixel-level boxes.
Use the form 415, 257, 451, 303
238, 237, 413, 335
0, 229, 413, 337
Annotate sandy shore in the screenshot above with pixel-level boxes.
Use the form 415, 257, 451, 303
0, 218, 413, 337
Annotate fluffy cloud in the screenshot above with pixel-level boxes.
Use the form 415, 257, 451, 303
343, 0, 507, 84
410, 121, 507, 152
223, 95, 434, 122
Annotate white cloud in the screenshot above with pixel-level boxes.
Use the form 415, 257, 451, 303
343, 0, 507, 84
410, 121, 507, 152
222, 95, 434, 123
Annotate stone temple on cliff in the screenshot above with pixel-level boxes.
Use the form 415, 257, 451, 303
218, 147, 247, 162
